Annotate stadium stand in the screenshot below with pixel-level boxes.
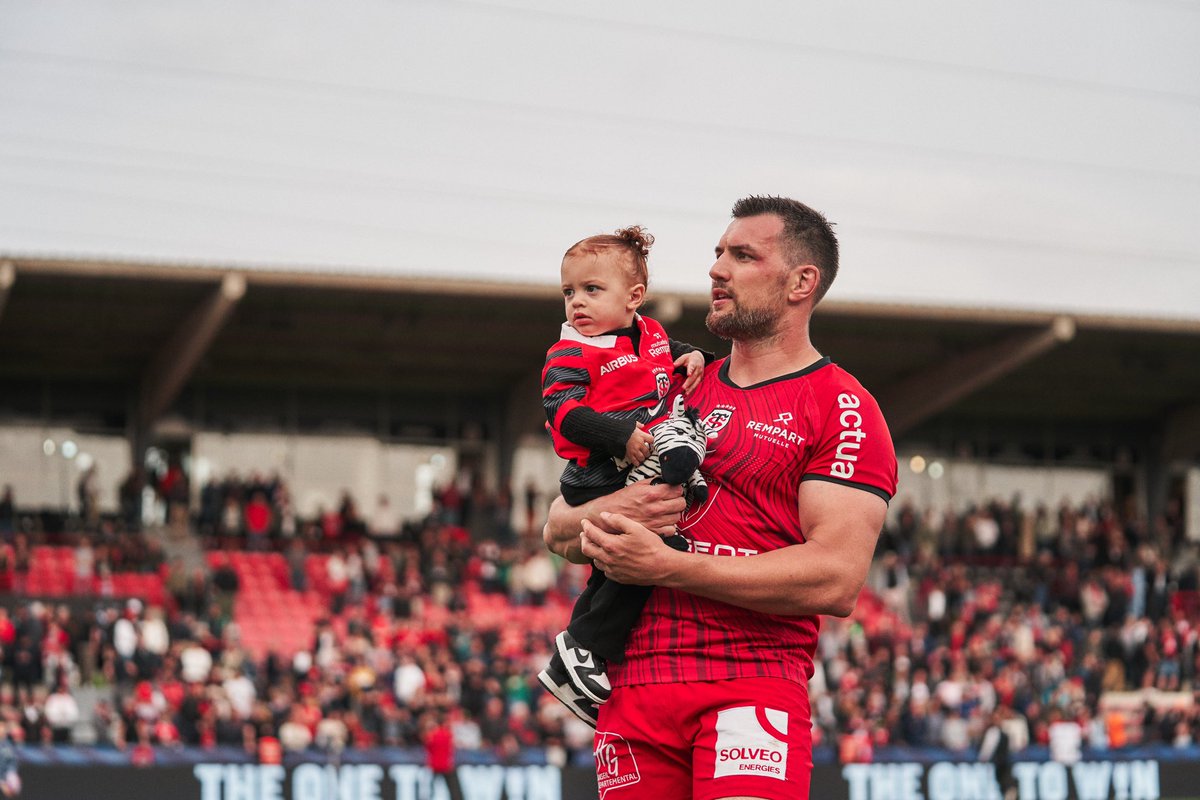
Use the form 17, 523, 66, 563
1, 274, 1198, 786
1, 472, 1196, 768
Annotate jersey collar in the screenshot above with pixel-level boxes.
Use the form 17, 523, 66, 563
718, 356, 833, 390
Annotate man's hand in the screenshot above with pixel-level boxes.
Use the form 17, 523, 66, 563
542, 480, 687, 563
579, 512, 685, 585
595, 480, 686, 537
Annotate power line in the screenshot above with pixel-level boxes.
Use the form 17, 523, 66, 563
1116, 0, 1200, 11
447, 0, 1200, 104
3, 160, 1195, 270
852, 223, 1200, 268
1, 51, 1197, 185
0, 147, 709, 221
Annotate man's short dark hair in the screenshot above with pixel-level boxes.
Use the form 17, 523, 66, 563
732, 195, 839, 304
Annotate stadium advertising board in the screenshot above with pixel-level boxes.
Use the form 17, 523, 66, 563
193, 763, 566, 800
841, 759, 1162, 800
20, 763, 584, 800
17, 757, 1191, 800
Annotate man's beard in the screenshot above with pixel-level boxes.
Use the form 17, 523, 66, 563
706, 297, 784, 341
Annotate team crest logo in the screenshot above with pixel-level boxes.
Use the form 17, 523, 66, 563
655, 371, 671, 398
703, 405, 735, 438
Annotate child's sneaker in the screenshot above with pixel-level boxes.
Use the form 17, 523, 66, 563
555, 630, 612, 704
537, 654, 598, 729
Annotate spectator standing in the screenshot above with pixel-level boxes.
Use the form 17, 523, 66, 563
393, 652, 426, 707
243, 492, 273, 551
0, 542, 13, 595
111, 604, 139, 680
980, 709, 1016, 800
0, 609, 14, 652
0, 486, 14, 540
278, 707, 314, 753
219, 497, 243, 544
0, 734, 20, 798
286, 539, 307, 591
76, 466, 100, 528
179, 640, 213, 685
140, 607, 170, 673
159, 459, 188, 515
424, 713, 458, 796
118, 470, 145, 531
211, 562, 239, 623
370, 495, 400, 539
42, 682, 78, 744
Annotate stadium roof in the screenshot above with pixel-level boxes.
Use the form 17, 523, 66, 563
3, 258, 1199, 467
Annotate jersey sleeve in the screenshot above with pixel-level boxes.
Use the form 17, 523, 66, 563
560, 406, 634, 458
801, 382, 897, 503
542, 342, 591, 434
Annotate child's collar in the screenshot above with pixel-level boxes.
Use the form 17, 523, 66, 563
558, 314, 642, 348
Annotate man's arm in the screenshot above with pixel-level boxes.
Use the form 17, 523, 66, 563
543, 480, 689, 565
578, 479, 886, 617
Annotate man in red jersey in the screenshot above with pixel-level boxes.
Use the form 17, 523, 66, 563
543, 196, 898, 800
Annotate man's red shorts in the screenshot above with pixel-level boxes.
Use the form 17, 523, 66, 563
593, 677, 813, 800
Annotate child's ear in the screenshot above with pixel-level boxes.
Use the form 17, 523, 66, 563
627, 283, 646, 309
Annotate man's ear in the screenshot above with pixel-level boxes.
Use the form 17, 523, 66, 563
627, 283, 646, 309
789, 266, 820, 303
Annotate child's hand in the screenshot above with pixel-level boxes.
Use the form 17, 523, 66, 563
624, 424, 654, 467
674, 351, 707, 395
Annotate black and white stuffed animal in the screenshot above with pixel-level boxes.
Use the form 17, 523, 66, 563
622, 395, 709, 504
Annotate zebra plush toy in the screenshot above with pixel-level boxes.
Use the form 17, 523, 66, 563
623, 395, 709, 504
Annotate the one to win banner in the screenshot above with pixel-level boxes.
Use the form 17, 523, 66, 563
14, 756, 1200, 800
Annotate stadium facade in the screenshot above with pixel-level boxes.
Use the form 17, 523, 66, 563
1, 256, 1198, 531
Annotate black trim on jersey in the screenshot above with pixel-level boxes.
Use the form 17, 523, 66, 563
560, 406, 634, 457
545, 346, 583, 363
543, 366, 590, 390
800, 473, 893, 503
606, 323, 640, 351
544, 385, 587, 423
717, 356, 833, 390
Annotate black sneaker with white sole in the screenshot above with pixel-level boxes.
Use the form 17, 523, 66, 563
556, 630, 612, 704
537, 655, 598, 729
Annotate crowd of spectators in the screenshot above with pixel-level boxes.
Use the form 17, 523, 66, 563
819, 495, 1200, 763
0, 520, 166, 599
0, 577, 587, 766
0, 477, 584, 766
2, 474, 1199, 767
193, 471, 525, 551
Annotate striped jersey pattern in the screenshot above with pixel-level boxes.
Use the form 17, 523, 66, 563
542, 315, 676, 492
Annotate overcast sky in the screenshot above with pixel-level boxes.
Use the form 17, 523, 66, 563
1, 0, 1197, 320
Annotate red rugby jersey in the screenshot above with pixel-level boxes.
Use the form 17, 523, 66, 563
609, 356, 898, 687
542, 315, 675, 467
